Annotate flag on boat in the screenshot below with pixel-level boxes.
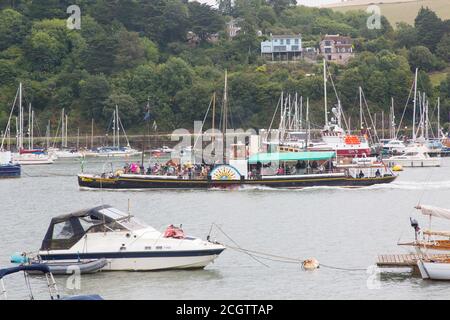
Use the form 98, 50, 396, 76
152, 121, 157, 131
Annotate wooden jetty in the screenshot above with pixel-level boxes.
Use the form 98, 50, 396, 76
377, 253, 450, 269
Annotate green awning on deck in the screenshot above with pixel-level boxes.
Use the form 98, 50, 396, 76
248, 151, 336, 164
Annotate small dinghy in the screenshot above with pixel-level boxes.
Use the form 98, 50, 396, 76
0, 264, 103, 300
30, 259, 107, 275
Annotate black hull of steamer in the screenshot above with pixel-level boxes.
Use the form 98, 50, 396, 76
78, 174, 397, 190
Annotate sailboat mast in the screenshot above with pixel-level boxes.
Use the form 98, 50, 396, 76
19, 82, 23, 150
116, 105, 120, 148
437, 97, 441, 138
359, 86, 363, 129
91, 118, 94, 149
306, 97, 310, 145
31, 109, 34, 149
28, 102, 31, 149
46, 120, 50, 149
212, 92, 216, 146
222, 70, 228, 164
61, 109, 65, 148
412, 68, 418, 142
323, 59, 328, 126
112, 108, 116, 148
65, 114, 68, 148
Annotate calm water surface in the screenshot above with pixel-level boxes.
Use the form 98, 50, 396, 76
1, 158, 450, 299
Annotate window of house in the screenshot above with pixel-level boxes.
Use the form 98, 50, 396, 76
325, 48, 331, 53
286, 39, 290, 45
280, 39, 284, 45
327, 55, 332, 60
325, 41, 331, 46
295, 39, 299, 44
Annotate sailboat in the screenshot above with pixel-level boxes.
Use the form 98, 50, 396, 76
387, 69, 441, 167
11, 83, 54, 165
396, 204, 450, 280
47, 109, 83, 159
399, 205, 450, 254
306, 60, 371, 158
83, 106, 141, 158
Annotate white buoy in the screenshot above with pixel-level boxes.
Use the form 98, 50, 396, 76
302, 258, 320, 270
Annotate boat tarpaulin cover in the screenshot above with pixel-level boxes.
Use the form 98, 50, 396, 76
418, 205, 450, 220
248, 151, 335, 164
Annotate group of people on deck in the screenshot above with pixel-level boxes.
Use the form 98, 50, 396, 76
121, 161, 212, 179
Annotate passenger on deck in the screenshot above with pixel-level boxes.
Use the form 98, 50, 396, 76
375, 169, 381, 177
358, 170, 365, 178
276, 167, 285, 175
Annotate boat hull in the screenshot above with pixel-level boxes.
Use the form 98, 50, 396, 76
38, 249, 224, 271
78, 173, 397, 190
0, 164, 21, 178
418, 260, 450, 280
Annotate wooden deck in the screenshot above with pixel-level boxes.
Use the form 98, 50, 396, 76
377, 253, 450, 268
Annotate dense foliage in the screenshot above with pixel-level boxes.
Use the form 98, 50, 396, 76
0, 0, 449, 135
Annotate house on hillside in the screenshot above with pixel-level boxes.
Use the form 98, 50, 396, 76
319, 34, 355, 65
260, 34, 303, 61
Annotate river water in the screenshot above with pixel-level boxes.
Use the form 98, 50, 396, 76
1, 158, 450, 300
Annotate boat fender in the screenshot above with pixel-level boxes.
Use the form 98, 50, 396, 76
10, 252, 29, 264
302, 258, 320, 270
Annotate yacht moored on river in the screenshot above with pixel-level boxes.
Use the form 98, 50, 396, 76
36, 205, 225, 271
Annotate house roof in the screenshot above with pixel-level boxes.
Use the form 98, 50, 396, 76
322, 34, 352, 43
270, 34, 302, 39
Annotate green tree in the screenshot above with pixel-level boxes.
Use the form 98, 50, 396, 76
415, 7, 445, 52
188, 2, 225, 42
79, 74, 111, 120
114, 30, 146, 71
395, 23, 418, 49
436, 33, 450, 62
0, 9, 28, 51
104, 94, 139, 127
408, 45, 442, 72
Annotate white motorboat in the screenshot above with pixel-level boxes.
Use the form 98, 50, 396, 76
151, 146, 174, 157
417, 258, 450, 280
37, 205, 225, 271
48, 148, 83, 159
387, 144, 440, 167
382, 139, 406, 155
82, 146, 141, 158
13, 151, 54, 165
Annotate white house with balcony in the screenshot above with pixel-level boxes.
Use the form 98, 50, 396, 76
260, 34, 303, 61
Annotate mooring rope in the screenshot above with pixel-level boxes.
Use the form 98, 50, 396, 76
211, 223, 368, 272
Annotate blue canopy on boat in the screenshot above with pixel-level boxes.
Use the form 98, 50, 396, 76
0, 264, 50, 279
